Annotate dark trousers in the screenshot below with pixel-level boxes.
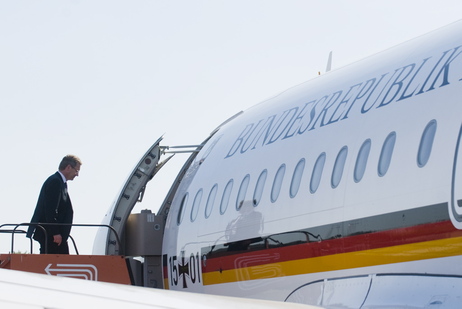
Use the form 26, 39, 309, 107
38, 238, 70, 254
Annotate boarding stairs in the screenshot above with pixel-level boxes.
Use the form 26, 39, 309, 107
0, 137, 205, 288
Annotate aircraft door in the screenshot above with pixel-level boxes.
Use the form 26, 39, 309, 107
451, 124, 462, 229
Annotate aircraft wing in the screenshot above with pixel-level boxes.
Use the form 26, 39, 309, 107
0, 268, 319, 309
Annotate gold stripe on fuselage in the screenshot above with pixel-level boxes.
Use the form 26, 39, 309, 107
202, 236, 462, 285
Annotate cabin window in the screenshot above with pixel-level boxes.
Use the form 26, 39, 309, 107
417, 120, 437, 167
220, 179, 234, 215
354, 139, 371, 183
205, 184, 218, 218
310, 153, 326, 193
271, 164, 286, 203
253, 169, 267, 207
190, 189, 203, 222
177, 193, 189, 225
236, 174, 250, 210
331, 146, 348, 188
290, 158, 305, 198
378, 132, 396, 177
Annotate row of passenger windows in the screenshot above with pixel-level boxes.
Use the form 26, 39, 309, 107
177, 119, 438, 225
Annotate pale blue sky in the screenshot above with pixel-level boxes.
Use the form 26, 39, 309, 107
1, 0, 462, 254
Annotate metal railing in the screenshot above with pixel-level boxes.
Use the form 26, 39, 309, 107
0, 223, 122, 255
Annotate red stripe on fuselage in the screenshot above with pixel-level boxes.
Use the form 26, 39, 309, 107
202, 220, 461, 273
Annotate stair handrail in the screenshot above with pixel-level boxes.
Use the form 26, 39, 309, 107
0, 223, 122, 255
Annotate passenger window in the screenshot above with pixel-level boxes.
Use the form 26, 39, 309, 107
205, 184, 218, 218
354, 139, 371, 183
332, 146, 348, 188
417, 120, 437, 167
378, 132, 396, 177
177, 193, 189, 225
310, 153, 326, 193
253, 169, 267, 207
190, 189, 203, 222
290, 159, 305, 198
271, 164, 286, 203
236, 174, 250, 210
220, 179, 234, 215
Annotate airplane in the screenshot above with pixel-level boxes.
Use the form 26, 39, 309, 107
2, 18, 462, 309
91, 18, 462, 308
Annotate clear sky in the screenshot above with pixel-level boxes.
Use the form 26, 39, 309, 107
1, 0, 462, 254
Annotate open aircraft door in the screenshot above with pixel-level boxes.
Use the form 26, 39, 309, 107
94, 137, 165, 256
92, 135, 209, 287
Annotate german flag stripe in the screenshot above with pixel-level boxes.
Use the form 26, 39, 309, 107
202, 220, 462, 285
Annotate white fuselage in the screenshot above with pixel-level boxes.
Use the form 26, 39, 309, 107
162, 20, 462, 307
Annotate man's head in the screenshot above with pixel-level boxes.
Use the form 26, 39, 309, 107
59, 155, 82, 181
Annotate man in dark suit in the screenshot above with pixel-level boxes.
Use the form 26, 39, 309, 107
27, 155, 82, 254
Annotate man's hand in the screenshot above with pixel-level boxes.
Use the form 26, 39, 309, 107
53, 234, 62, 246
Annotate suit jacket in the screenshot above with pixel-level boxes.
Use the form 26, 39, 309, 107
26, 172, 74, 242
